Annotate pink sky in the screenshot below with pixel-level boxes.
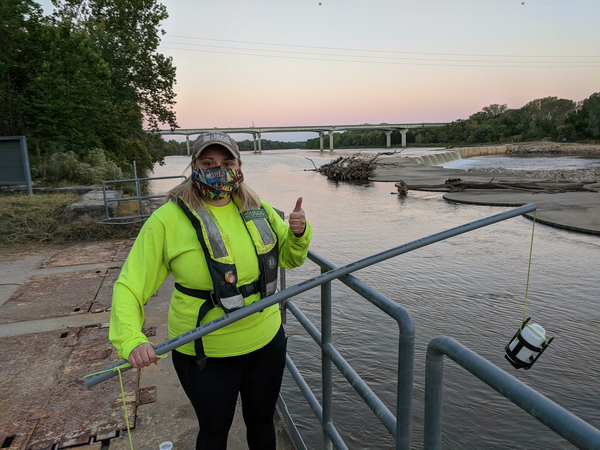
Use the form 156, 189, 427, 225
41, 0, 600, 139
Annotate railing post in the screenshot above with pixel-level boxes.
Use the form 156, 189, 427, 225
322, 269, 333, 450
423, 344, 444, 450
133, 161, 145, 218
395, 316, 415, 450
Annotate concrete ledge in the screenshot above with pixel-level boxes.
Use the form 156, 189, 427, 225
65, 190, 122, 222
455, 145, 514, 158
3, 185, 107, 195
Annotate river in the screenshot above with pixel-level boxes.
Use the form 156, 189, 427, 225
150, 149, 599, 450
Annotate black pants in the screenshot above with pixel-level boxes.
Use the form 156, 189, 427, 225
172, 326, 287, 450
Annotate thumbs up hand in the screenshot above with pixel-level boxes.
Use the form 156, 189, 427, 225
289, 197, 306, 237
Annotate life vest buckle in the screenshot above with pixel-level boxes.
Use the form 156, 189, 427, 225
209, 291, 219, 308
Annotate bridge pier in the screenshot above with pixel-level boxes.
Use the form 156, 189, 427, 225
385, 130, 393, 148
401, 129, 408, 148
328, 131, 334, 151
186, 135, 190, 156
257, 133, 262, 153
253, 133, 257, 153
319, 132, 324, 151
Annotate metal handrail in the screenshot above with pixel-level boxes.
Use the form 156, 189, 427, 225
85, 205, 534, 384
82, 203, 599, 450
423, 336, 600, 450
274, 204, 537, 450
282, 253, 415, 450
99, 161, 186, 225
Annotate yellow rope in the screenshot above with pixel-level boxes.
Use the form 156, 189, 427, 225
522, 210, 536, 327
84, 355, 167, 450
117, 366, 135, 450
519, 210, 550, 345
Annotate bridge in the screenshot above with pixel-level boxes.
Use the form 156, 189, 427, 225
153, 123, 449, 154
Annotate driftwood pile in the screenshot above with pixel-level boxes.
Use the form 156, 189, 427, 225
306, 154, 381, 181
395, 177, 600, 196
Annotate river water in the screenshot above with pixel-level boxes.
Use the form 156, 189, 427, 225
151, 150, 599, 450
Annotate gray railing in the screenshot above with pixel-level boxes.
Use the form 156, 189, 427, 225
85, 202, 600, 449
277, 252, 414, 450
424, 336, 600, 450
100, 161, 185, 224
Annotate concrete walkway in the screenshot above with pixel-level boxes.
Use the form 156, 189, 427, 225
0, 244, 293, 450
371, 157, 600, 235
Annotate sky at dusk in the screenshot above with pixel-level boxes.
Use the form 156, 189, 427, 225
41, 0, 600, 142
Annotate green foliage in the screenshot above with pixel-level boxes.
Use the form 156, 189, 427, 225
237, 139, 306, 151
559, 93, 600, 141
304, 95, 597, 148
0, 0, 177, 184
162, 139, 186, 156
43, 148, 122, 184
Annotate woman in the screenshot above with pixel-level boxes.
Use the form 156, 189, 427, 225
109, 132, 312, 450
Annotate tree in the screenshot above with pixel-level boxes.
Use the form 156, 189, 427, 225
52, 0, 178, 131
0, 0, 45, 136
1, 0, 179, 182
561, 93, 600, 141
520, 97, 576, 139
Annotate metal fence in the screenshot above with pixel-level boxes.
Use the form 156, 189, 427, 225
99, 161, 185, 224
275, 203, 600, 450
423, 336, 600, 450
86, 202, 600, 449
277, 251, 415, 450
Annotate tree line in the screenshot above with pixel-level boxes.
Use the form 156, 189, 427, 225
160, 138, 306, 157
305, 94, 600, 149
1, 0, 177, 184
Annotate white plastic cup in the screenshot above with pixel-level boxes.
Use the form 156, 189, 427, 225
159, 441, 173, 450
508, 323, 546, 363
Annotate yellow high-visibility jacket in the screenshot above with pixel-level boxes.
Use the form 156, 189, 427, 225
109, 197, 312, 360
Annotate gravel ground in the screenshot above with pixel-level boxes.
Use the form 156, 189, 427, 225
469, 141, 600, 182
467, 166, 600, 183
507, 141, 600, 155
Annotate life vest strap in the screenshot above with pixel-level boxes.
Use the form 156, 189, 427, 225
174, 281, 261, 303
174, 280, 262, 371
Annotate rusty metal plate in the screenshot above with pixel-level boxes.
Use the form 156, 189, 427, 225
0, 325, 141, 450
0, 329, 85, 449
40, 240, 133, 269
137, 386, 157, 406
0, 271, 104, 322
29, 325, 140, 449
0, 423, 37, 450
89, 269, 120, 313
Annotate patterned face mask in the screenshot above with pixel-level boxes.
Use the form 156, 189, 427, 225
191, 166, 244, 201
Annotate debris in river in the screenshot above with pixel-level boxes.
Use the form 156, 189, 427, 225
396, 178, 600, 194
306, 154, 381, 180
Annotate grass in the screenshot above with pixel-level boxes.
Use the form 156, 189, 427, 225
0, 193, 140, 247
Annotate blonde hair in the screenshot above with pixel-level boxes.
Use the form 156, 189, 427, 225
166, 159, 262, 212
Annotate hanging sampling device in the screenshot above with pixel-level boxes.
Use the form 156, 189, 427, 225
503, 210, 553, 370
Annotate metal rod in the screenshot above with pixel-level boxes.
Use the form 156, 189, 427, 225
322, 273, 333, 450
286, 300, 322, 346
85, 204, 536, 388
322, 342, 397, 437
102, 182, 110, 220
308, 253, 415, 449
133, 161, 145, 219
285, 355, 323, 423
103, 175, 186, 184
424, 336, 600, 450
276, 395, 308, 450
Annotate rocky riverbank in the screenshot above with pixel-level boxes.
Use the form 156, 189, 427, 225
508, 141, 600, 155
466, 167, 600, 183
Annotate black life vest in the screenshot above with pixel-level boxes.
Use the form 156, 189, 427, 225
175, 197, 279, 369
